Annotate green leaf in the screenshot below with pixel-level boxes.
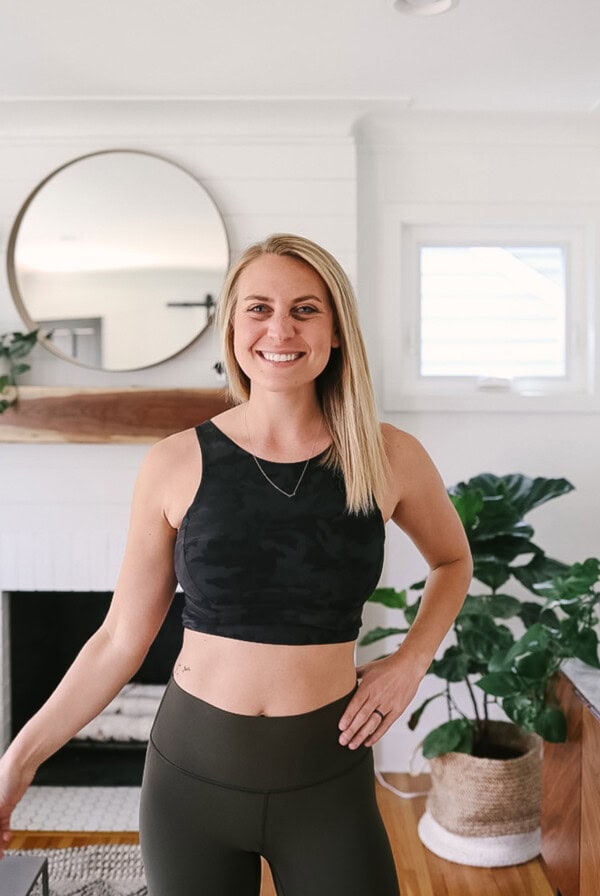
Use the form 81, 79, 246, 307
404, 598, 420, 626
518, 601, 544, 627
472, 559, 510, 591
367, 588, 407, 609
534, 707, 567, 742
504, 623, 550, 664
458, 622, 513, 665
512, 554, 570, 594
573, 629, 600, 669
538, 608, 561, 631
537, 559, 600, 604
488, 594, 522, 618
457, 594, 490, 618
7, 332, 38, 358
422, 719, 474, 759
500, 474, 575, 517
502, 694, 539, 729
10, 362, 30, 376
515, 650, 553, 680
407, 691, 445, 731
454, 724, 475, 755
559, 616, 580, 653
488, 646, 515, 673
0, 375, 12, 391
459, 629, 496, 664
431, 646, 470, 682
449, 489, 484, 530
474, 535, 541, 565
358, 626, 408, 647
476, 672, 523, 697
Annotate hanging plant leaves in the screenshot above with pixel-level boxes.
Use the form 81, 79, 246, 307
534, 706, 567, 742
422, 719, 474, 759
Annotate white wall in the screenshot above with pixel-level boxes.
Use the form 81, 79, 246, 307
356, 112, 600, 771
2, 105, 599, 771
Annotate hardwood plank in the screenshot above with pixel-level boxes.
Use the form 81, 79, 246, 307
581, 704, 600, 896
541, 674, 583, 896
0, 386, 231, 443
8, 831, 139, 849
8, 775, 553, 895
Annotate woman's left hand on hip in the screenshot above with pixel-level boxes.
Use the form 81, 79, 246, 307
337, 653, 421, 750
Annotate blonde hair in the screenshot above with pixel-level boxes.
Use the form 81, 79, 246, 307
216, 234, 388, 514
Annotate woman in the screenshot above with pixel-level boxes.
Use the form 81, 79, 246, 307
0, 234, 472, 895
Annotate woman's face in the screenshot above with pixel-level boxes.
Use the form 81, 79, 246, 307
232, 253, 339, 395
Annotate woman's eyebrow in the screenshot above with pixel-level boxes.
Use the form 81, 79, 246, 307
240, 294, 325, 304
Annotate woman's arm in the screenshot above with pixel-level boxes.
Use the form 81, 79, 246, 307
338, 425, 473, 750
0, 437, 181, 854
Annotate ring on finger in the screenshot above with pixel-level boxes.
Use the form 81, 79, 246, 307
372, 708, 385, 722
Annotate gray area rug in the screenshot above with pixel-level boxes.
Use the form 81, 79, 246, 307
9, 845, 147, 896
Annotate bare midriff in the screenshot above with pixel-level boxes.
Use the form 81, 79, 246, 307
173, 629, 358, 717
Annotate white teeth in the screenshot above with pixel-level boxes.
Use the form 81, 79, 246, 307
261, 352, 301, 362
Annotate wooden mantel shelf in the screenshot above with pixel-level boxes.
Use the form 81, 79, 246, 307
0, 386, 232, 443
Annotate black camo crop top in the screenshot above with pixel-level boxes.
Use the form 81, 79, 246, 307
174, 420, 385, 645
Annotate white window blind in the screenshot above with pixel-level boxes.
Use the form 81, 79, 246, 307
419, 245, 567, 379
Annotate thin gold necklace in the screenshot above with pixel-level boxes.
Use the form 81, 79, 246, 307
244, 408, 322, 498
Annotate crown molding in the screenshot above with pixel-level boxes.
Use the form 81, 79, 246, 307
0, 97, 411, 141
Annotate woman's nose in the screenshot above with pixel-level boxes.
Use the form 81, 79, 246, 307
267, 312, 296, 340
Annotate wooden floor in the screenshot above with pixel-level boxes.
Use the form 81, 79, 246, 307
9, 774, 554, 896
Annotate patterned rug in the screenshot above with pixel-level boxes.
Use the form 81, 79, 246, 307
8, 844, 147, 896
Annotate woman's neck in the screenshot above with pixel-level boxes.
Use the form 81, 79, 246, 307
243, 391, 326, 459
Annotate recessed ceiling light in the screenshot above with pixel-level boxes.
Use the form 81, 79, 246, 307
394, 0, 460, 15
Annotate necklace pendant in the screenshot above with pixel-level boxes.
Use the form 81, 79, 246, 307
251, 454, 311, 498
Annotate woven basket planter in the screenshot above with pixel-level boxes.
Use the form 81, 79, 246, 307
418, 720, 543, 867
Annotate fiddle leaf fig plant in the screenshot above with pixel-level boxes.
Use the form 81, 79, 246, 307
0, 330, 39, 413
361, 473, 600, 759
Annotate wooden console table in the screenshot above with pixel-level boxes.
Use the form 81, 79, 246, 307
541, 669, 600, 896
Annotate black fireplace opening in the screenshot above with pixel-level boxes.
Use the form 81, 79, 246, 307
10, 591, 185, 786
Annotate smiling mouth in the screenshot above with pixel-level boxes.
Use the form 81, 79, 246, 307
258, 351, 304, 363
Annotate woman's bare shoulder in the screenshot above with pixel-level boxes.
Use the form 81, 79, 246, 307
145, 427, 199, 464
135, 428, 203, 529
380, 422, 428, 465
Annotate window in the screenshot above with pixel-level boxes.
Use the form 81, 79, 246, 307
419, 245, 566, 379
381, 208, 595, 412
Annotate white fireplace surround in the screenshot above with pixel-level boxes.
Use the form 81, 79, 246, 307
1, 441, 146, 751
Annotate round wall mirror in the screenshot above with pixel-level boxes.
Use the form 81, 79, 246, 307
7, 150, 229, 371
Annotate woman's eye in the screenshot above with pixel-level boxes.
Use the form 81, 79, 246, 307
248, 304, 267, 314
295, 305, 318, 315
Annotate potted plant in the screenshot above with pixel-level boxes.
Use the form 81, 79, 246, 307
362, 473, 600, 866
0, 330, 39, 413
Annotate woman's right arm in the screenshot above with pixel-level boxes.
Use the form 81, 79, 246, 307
0, 436, 181, 855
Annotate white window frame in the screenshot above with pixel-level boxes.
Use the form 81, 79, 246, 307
381, 204, 598, 413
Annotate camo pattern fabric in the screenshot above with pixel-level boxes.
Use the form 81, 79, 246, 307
175, 420, 385, 645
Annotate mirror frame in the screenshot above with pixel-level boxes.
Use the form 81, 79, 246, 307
6, 149, 230, 371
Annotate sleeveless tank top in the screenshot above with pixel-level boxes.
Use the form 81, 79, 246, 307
174, 420, 385, 645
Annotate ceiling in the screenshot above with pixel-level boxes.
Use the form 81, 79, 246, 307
2, 0, 600, 113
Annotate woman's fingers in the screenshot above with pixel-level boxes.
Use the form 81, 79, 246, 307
338, 692, 393, 749
339, 653, 423, 749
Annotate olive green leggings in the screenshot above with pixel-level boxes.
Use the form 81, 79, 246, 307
139, 677, 400, 896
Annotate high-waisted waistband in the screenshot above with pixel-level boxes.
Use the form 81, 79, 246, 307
149, 676, 369, 792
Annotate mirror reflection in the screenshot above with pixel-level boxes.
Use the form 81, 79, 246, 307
7, 150, 229, 371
